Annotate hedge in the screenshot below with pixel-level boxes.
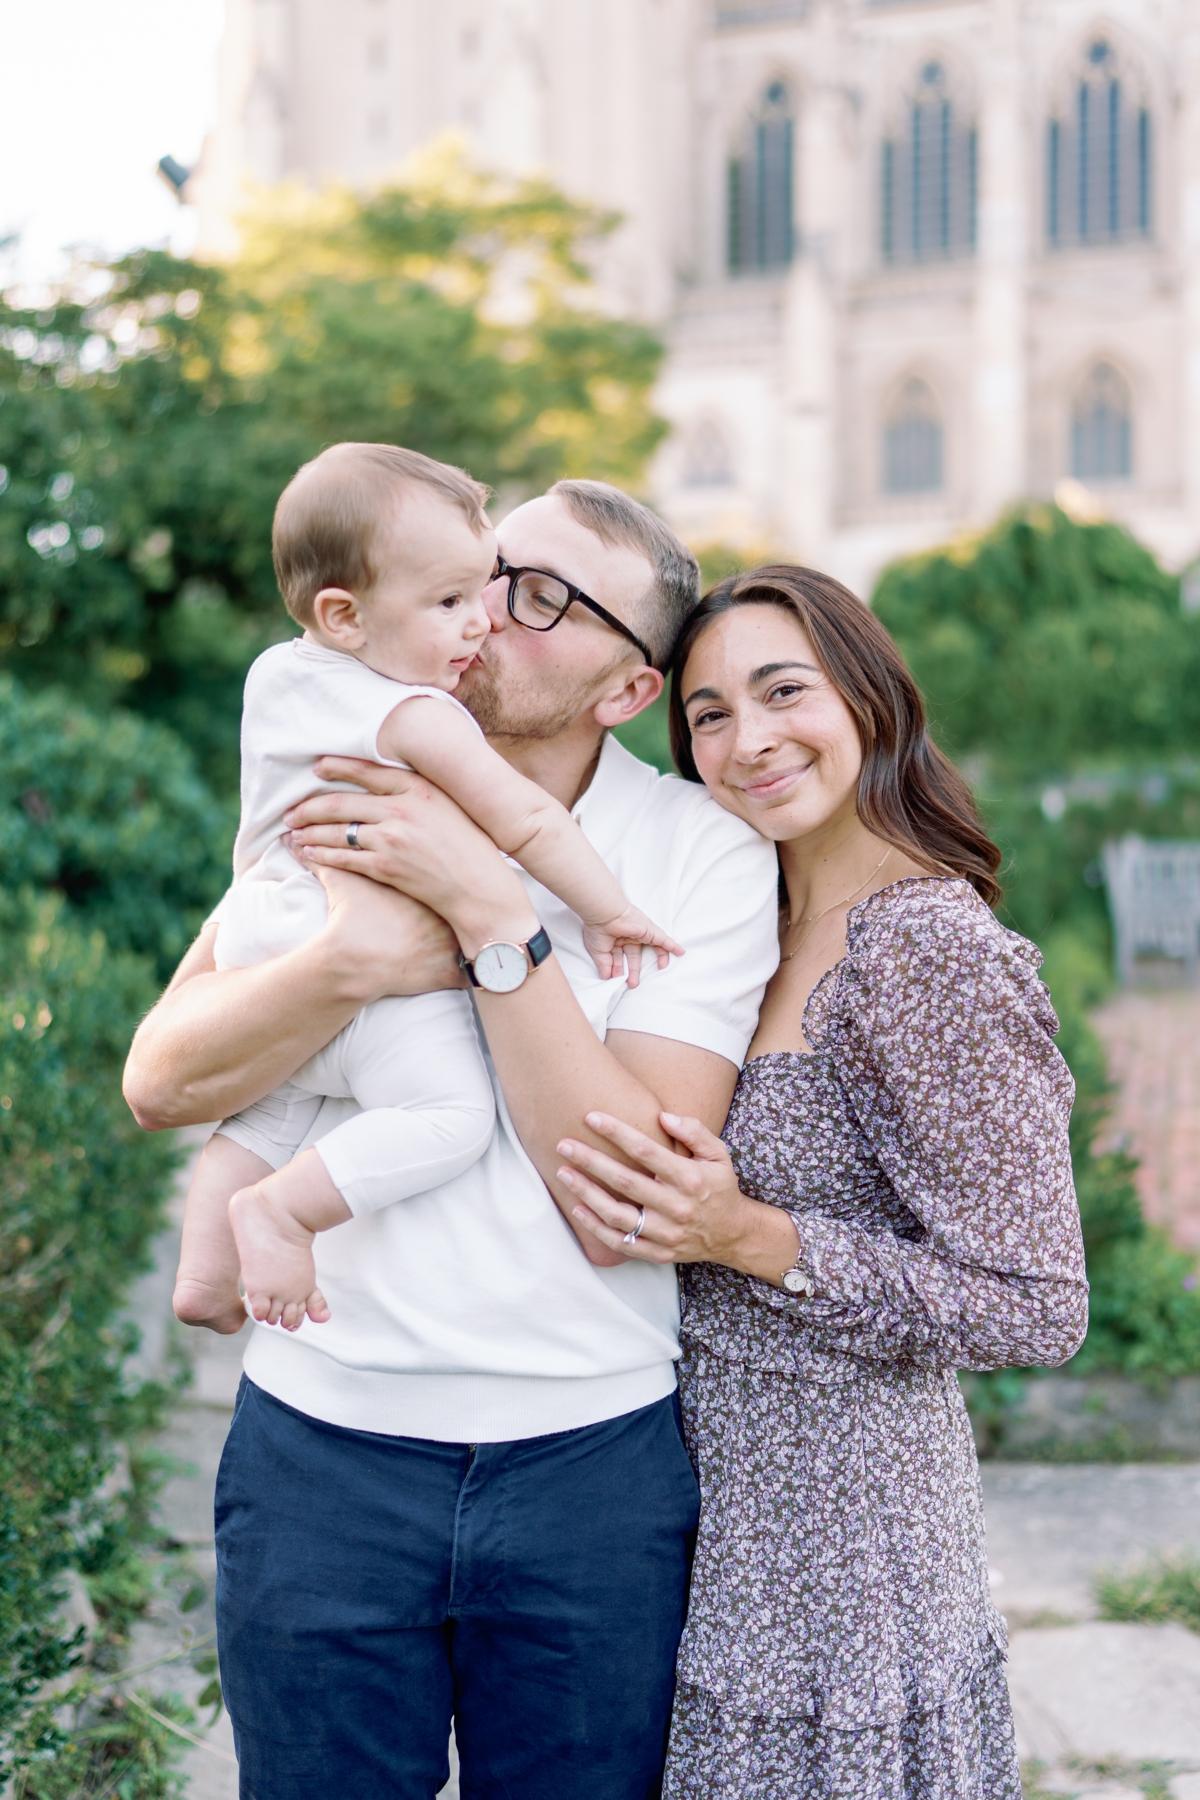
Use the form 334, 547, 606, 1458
0, 675, 232, 981
0, 888, 182, 1784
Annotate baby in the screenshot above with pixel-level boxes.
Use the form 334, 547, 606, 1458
173, 442, 680, 1336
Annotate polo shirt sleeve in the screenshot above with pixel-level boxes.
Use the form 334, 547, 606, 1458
605, 801, 780, 1068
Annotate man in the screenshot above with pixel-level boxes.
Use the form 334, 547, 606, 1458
125, 479, 779, 1799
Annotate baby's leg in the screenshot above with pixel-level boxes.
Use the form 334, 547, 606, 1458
174, 1134, 272, 1334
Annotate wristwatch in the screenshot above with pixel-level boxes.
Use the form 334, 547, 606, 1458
781, 1243, 816, 1296
459, 925, 553, 994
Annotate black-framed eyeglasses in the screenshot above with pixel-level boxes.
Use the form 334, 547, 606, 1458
491, 554, 654, 666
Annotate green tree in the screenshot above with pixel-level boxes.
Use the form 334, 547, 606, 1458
0, 153, 666, 791
873, 504, 1200, 782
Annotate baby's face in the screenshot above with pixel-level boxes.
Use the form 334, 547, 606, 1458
359, 491, 497, 690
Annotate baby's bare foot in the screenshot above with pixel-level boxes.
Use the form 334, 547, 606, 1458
173, 1275, 247, 1335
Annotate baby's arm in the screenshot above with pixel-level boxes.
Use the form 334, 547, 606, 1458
380, 698, 682, 983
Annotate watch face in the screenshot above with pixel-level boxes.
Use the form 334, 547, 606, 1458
472, 941, 528, 994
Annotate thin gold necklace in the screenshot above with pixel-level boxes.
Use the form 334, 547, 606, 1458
779, 849, 891, 964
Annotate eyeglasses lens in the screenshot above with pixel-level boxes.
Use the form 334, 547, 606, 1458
509, 571, 571, 630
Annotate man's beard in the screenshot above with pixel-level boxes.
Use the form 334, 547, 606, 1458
458, 643, 622, 743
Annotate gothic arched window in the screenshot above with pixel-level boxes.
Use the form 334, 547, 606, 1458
683, 419, 735, 488
728, 81, 794, 275
1071, 363, 1132, 481
884, 380, 944, 495
1047, 40, 1152, 248
881, 62, 977, 264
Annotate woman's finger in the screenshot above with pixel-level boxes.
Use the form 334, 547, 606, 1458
555, 1139, 668, 1207
658, 1111, 731, 1163
577, 1111, 713, 1185
561, 1179, 679, 1264
572, 1206, 676, 1264
556, 1136, 695, 1219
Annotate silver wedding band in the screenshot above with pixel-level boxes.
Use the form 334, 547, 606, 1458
346, 821, 363, 850
623, 1206, 646, 1245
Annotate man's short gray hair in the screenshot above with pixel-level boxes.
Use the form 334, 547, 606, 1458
549, 480, 699, 670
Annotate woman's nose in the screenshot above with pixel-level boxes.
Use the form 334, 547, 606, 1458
731, 708, 777, 763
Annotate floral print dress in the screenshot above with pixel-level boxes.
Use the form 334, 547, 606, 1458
664, 878, 1088, 1800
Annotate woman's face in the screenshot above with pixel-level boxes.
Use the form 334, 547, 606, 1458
681, 604, 865, 845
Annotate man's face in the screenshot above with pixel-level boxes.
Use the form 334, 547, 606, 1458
456, 493, 655, 741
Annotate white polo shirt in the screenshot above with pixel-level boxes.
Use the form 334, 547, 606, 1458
242, 735, 780, 1442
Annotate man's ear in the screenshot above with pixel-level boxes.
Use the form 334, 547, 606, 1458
311, 586, 367, 648
593, 665, 664, 730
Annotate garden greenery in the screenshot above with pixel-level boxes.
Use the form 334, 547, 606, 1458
0, 888, 180, 1784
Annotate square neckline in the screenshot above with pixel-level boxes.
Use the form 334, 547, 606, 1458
745, 875, 961, 1068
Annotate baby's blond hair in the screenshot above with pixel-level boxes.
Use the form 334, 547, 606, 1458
273, 442, 492, 626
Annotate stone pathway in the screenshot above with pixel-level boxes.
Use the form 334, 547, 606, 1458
1093, 987, 1200, 1253
981, 1463, 1200, 1796
129, 1137, 1200, 1799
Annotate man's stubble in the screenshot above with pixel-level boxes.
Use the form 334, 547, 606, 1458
458, 641, 628, 745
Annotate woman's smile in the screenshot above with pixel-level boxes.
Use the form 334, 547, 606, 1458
733, 761, 814, 802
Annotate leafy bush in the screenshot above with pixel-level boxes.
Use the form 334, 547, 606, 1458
1040, 938, 1200, 1379
11, 1692, 192, 1800
0, 675, 232, 980
0, 889, 181, 1781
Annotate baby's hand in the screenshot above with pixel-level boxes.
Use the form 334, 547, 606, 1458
583, 907, 684, 989
228, 1182, 332, 1332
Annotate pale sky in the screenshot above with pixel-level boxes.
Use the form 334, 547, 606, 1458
0, 0, 225, 287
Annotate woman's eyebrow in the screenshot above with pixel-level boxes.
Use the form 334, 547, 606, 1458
749, 661, 819, 683
683, 686, 721, 708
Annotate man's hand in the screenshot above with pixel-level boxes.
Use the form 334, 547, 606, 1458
305, 861, 466, 1002
285, 757, 533, 956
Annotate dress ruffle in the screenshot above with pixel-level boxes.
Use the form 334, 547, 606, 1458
663, 1650, 1021, 1800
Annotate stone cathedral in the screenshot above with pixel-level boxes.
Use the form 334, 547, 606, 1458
196, 0, 1200, 594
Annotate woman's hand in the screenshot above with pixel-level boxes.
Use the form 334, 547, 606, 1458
285, 756, 533, 956
555, 1110, 800, 1280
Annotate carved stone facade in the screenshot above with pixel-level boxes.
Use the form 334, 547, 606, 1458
196, 0, 1200, 594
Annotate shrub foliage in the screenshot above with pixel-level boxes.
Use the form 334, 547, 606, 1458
0, 891, 179, 1779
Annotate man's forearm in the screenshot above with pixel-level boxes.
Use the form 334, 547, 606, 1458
123, 927, 368, 1130
472, 962, 737, 1266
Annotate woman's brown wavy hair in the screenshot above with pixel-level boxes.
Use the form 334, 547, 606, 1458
667, 564, 1002, 907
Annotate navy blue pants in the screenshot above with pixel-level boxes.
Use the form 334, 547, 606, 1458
215, 1379, 700, 1800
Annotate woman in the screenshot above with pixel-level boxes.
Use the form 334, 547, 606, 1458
554, 566, 1088, 1798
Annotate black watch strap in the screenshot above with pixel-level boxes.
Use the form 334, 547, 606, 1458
460, 924, 553, 988
526, 925, 553, 969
